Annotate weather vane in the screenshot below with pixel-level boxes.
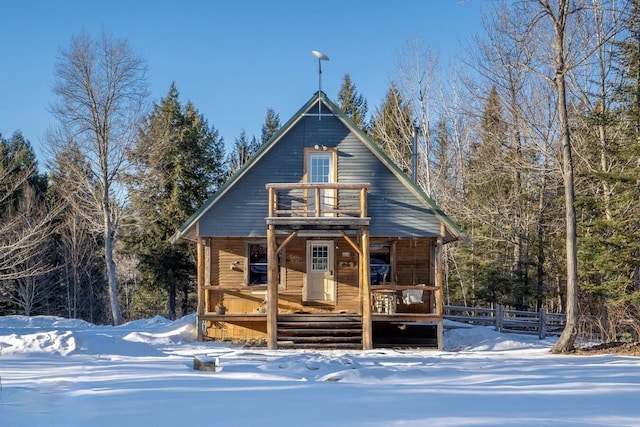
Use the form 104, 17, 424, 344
311, 50, 329, 119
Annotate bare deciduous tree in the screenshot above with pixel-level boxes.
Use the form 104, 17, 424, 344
0, 185, 59, 313
0, 138, 58, 284
394, 38, 441, 197
516, 0, 587, 352
49, 31, 149, 325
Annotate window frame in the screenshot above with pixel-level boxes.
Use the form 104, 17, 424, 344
369, 241, 395, 286
303, 147, 338, 217
245, 241, 286, 288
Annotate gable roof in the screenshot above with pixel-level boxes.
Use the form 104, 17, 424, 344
171, 91, 465, 243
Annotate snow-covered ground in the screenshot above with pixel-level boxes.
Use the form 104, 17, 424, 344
1, 315, 639, 427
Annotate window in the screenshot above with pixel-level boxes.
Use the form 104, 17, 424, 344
248, 243, 268, 285
309, 154, 331, 183
370, 243, 392, 285
247, 242, 285, 286
311, 244, 329, 271
305, 149, 336, 217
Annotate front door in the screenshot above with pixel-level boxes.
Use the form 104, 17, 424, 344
304, 240, 335, 302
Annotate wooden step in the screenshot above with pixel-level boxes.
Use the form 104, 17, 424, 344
276, 328, 362, 336
277, 335, 361, 343
277, 341, 362, 350
278, 321, 361, 329
278, 315, 361, 323
276, 314, 363, 349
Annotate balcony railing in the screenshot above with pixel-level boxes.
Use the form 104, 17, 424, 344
266, 182, 370, 219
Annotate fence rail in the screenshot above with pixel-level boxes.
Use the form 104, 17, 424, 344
443, 304, 567, 339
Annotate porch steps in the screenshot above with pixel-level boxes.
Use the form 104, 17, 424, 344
277, 314, 362, 349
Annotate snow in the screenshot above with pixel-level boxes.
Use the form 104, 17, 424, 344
1, 316, 639, 427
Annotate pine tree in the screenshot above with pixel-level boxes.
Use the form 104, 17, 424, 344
458, 87, 519, 306
227, 130, 260, 175
261, 108, 281, 144
125, 83, 226, 319
369, 82, 414, 174
576, 0, 640, 331
0, 132, 55, 314
337, 74, 368, 129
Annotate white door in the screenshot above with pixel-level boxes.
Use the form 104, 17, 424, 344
304, 241, 335, 302
306, 151, 335, 216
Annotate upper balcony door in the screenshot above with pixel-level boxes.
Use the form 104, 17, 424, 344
305, 148, 336, 217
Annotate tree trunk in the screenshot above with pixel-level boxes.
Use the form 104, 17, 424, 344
551, 0, 579, 352
168, 269, 176, 320
104, 209, 123, 325
536, 170, 547, 312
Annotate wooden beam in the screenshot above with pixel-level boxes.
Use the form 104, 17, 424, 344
266, 182, 369, 190
203, 239, 211, 319
266, 224, 278, 349
435, 222, 445, 350
196, 238, 205, 341
204, 242, 211, 286
268, 186, 275, 217
315, 187, 321, 217
361, 225, 372, 350
340, 231, 363, 258
276, 231, 297, 255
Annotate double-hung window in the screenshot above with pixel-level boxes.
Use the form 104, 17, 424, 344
370, 243, 393, 285
247, 242, 285, 287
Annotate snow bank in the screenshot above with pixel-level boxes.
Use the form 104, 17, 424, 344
2, 313, 640, 427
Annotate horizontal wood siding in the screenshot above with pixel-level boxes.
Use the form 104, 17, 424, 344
214, 238, 245, 286
394, 238, 433, 285
204, 237, 360, 315
199, 116, 350, 237
336, 240, 360, 312
204, 320, 267, 341
197, 113, 442, 238
203, 236, 435, 340
336, 132, 441, 237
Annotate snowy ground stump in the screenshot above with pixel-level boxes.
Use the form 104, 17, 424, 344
193, 355, 221, 372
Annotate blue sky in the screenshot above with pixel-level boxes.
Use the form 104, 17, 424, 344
0, 0, 484, 168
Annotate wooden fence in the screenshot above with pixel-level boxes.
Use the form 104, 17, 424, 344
443, 304, 567, 339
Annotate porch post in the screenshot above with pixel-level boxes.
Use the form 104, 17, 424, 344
266, 224, 278, 349
196, 238, 205, 341
435, 223, 445, 350
361, 225, 372, 350
203, 239, 211, 316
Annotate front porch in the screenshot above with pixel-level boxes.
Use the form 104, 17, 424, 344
197, 284, 441, 349
194, 182, 445, 350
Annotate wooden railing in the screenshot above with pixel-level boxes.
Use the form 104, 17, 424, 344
443, 304, 568, 339
371, 285, 437, 315
266, 182, 370, 218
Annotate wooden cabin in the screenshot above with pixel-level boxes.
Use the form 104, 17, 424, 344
171, 91, 463, 350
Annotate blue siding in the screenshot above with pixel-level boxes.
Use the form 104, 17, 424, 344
199, 113, 441, 237
336, 129, 441, 237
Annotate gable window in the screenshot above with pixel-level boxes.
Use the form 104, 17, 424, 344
247, 242, 285, 286
305, 148, 336, 217
309, 154, 331, 183
370, 243, 393, 285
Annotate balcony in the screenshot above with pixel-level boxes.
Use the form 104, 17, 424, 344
265, 182, 370, 230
